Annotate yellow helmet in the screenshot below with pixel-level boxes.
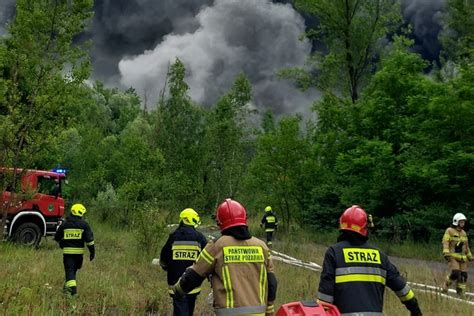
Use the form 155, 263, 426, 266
265, 206, 272, 212
180, 208, 201, 228
71, 203, 87, 217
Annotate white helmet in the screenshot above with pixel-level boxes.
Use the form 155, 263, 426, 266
453, 213, 467, 226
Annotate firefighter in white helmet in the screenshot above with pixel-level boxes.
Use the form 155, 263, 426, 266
442, 213, 473, 297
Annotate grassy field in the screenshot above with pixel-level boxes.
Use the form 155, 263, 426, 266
1, 219, 473, 315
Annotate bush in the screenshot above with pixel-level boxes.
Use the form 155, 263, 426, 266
374, 204, 456, 243
132, 204, 169, 256
93, 183, 121, 223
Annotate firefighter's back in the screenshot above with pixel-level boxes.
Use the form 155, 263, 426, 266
57, 216, 92, 253
163, 224, 207, 286
328, 240, 386, 313
210, 235, 271, 310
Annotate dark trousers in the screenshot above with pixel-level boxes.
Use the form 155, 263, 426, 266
172, 294, 197, 316
266, 231, 274, 244
63, 254, 83, 295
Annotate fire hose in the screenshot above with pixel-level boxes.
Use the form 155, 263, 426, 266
270, 250, 474, 305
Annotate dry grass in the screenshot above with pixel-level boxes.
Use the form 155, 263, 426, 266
1, 220, 473, 315
269, 230, 474, 316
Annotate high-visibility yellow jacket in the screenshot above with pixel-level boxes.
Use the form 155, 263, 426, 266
442, 226, 473, 262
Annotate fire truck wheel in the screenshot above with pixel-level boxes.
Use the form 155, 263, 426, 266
13, 222, 42, 247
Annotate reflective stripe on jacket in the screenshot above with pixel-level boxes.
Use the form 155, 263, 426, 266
261, 212, 278, 232
191, 235, 275, 315
442, 227, 473, 261
317, 240, 415, 314
159, 224, 207, 289
54, 215, 94, 255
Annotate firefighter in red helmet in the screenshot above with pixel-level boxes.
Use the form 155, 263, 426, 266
317, 205, 422, 315
172, 198, 278, 316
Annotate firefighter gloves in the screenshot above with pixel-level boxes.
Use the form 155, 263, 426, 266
404, 298, 423, 316
172, 282, 185, 298
455, 241, 464, 253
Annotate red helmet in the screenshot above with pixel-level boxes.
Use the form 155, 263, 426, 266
339, 205, 368, 237
216, 198, 247, 231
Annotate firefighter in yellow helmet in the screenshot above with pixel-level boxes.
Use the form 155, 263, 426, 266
317, 205, 422, 315
172, 198, 278, 316
261, 206, 278, 247
54, 203, 95, 296
159, 208, 207, 316
442, 213, 473, 297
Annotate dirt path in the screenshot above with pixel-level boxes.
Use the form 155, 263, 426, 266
389, 255, 474, 290
389, 256, 474, 273
389, 255, 474, 274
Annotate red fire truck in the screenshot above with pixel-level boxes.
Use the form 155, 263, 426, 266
1, 168, 66, 246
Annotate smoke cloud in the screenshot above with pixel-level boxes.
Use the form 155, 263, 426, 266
119, 0, 316, 115
0, 0, 451, 114
90, 0, 213, 82
401, 0, 445, 61
0, 0, 15, 36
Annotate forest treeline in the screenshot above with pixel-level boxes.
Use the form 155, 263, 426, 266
1, 0, 473, 242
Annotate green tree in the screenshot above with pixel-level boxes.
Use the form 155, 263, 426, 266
204, 73, 252, 209
439, 0, 474, 67
104, 116, 164, 225
51, 83, 142, 202
152, 59, 207, 211
403, 64, 474, 235
92, 82, 141, 134
0, 0, 93, 232
0, 0, 93, 168
318, 38, 474, 240
261, 109, 276, 134
331, 38, 436, 218
287, 0, 401, 103
245, 116, 310, 227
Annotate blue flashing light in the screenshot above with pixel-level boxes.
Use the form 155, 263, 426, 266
52, 168, 68, 174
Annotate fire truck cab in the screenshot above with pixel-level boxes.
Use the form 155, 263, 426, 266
1, 168, 66, 246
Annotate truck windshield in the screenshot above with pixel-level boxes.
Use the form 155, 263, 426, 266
38, 176, 62, 198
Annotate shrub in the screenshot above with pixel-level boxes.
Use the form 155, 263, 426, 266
132, 204, 168, 256
93, 183, 121, 223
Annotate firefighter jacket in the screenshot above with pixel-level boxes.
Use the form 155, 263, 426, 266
442, 226, 473, 262
159, 224, 207, 294
54, 215, 95, 256
317, 239, 418, 315
261, 212, 278, 232
176, 230, 277, 316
